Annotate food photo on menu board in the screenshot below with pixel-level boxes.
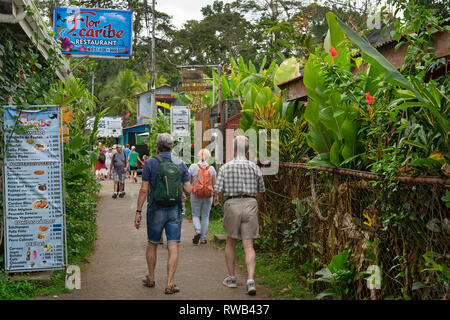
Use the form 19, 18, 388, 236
3, 107, 66, 272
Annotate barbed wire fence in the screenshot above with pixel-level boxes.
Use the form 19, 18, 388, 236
259, 163, 449, 300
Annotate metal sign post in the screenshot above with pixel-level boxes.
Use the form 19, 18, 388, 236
170, 106, 190, 137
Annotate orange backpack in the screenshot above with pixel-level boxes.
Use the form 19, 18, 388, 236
192, 164, 213, 198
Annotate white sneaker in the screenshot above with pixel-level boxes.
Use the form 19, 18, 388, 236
246, 280, 256, 295
222, 276, 237, 288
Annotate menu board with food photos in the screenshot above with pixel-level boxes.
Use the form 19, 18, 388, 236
3, 107, 66, 272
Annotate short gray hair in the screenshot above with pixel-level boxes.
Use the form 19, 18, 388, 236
156, 133, 173, 152
233, 135, 249, 156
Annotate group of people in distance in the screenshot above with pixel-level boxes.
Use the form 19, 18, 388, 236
134, 133, 265, 296
94, 143, 146, 198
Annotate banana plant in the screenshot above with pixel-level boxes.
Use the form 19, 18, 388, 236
238, 83, 279, 131
336, 15, 449, 140
303, 12, 363, 168
203, 56, 279, 107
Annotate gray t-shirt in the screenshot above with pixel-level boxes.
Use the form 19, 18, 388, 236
112, 152, 127, 174
188, 161, 216, 186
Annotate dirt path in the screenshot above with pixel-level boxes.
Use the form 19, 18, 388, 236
39, 179, 268, 300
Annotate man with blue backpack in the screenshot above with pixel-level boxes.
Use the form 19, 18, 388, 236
134, 133, 192, 295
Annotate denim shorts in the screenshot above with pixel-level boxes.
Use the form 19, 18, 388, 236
147, 205, 182, 243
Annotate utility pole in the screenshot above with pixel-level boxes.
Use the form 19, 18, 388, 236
150, 0, 156, 119
91, 73, 95, 96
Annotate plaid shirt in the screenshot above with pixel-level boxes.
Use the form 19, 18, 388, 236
214, 157, 265, 197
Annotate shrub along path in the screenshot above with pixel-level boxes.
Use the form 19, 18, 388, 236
38, 179, 267, 300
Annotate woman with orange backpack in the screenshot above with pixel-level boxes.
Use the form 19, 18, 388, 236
188, 149, 217, 245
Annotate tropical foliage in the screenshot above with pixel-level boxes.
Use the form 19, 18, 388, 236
0, 17, 103, 297
301, 11, 449, 176
98, 70, 167, 124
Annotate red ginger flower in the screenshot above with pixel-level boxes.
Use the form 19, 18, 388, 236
365, 92, 374, 105
329, 46, 338, 58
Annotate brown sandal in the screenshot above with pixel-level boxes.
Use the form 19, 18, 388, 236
164, 284, 180, 294
142, 276, 155, 287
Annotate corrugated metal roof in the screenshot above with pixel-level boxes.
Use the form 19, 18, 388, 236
276, 74, 304, 88
155, 94, 175, 100
123, 123, 150, 130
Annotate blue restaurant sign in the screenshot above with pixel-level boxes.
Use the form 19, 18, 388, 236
54, 7, 132, 59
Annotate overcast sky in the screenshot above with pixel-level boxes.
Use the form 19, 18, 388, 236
156, 0, 234, 28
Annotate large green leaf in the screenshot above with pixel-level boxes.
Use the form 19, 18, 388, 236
303, 55, 326, 104
243, 84, 258, 111
89, 151, 98, 167
285, 100, 302, 122
66, 135, 84, 150
273, 57, 299, 86
273, 95, 283, 115
238, 115, 253, 131
319, 106, 345, 141
328, 250, 350, 273
238, 56, 248, 74
259, 56, 267, 74
324, 12, 350, 66
230, 56, 238, 71
307, 153, 333, 167
221, 74, 231, 100
67, 162, 92, 178
255, 86, 272, 108
248, 59, 257, 74
364, 64, 384, 96
305, 99, 320, 126
316, 288, 339, 300
341, 118, 359, 160
336, 16, 421, 99
308, 122, 333, 154
329, 140, 342, 166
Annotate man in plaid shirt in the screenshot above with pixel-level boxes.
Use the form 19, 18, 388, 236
214, 136, 265, 295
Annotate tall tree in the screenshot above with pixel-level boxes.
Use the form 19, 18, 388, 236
160, 0, 261, 77
98, 69, 145, 120
98, 69, 167, 121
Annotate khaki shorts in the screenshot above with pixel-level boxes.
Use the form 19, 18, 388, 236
223, 198, 259, 240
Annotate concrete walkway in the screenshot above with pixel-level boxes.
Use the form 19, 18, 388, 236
40, 179, 268, 300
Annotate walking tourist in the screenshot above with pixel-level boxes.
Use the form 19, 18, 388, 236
129, 146, 142, 183
105, 147, 113, 179
189, 148, 216, 245
95, 148, 107, 180
134, 133, 192, 294
110, 144, 128, 199
111, 144, 126, 194
124, 144, 131, 178
214, 136, 266, 295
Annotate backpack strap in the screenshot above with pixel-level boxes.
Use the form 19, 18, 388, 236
197, 163, 210, 170
155, 155, 172, 163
